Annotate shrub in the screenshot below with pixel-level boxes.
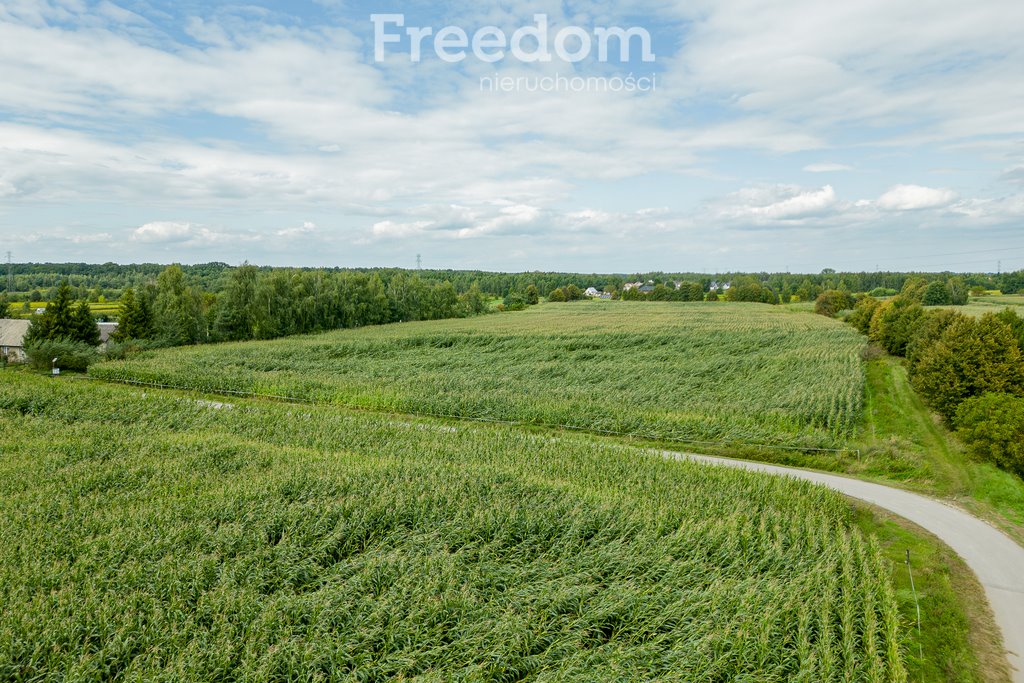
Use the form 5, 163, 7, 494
905, 308, 962, 372
922, 280, 952, 306
847, 296, 881, 335
815, 290, 856, 317
868, 297, 923, 356
911, 314, 1024, 420
25, 338, 99, 372
955, 393, 1024, 477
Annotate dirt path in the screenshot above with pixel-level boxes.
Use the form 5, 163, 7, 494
664, 450, 1024, 682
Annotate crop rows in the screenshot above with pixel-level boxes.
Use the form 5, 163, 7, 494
0, 374, 904, 680
91, 302, 867, 450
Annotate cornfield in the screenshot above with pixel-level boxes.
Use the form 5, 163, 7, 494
0, 374, 904, 681
90, 302, 866, 450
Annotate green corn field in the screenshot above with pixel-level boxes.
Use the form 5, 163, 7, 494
0, 373, 905, 681
90, 302, 867, 451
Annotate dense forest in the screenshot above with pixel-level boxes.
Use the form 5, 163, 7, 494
3, 261, 1022, 304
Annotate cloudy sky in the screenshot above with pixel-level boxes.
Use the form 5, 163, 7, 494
2, 0, 1024, 273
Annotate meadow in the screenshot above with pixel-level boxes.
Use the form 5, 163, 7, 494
0, 373, 906, 681
90, 302, 866, 452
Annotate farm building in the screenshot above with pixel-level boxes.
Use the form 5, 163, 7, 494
584, 287, 602, 298
0, 318, 31, 363
97, 322, 119, 348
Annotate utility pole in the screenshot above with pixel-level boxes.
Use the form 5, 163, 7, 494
5, 251, 11, 293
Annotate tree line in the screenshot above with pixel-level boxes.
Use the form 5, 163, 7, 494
5, 261, 1022, 304
18, 265, 490, 368
817, 279, 1024, 479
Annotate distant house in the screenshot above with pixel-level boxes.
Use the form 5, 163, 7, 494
0, 318, 30, 363
623, 282, 644, 292
97, 322, 119, 349
584, 287, 602, 298
709, 281, 732, 292
638, 284, 656, 294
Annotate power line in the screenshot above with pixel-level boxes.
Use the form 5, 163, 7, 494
776, 244, 1024, 273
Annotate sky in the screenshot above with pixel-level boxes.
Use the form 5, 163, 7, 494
1, 0, 1024, 273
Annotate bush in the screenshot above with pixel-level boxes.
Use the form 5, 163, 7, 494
922, 280, 952, 306
911, 314, 1024, 420
868, 297, 923, 356
25, 338, 99, 372
955, 393, 1024, 477
815, 290, 856, 317
104, 338, 167, 361
847, 296, 881, 335
905, 308, 962, 371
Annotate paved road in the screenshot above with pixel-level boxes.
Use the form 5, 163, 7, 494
664, 450, 1024, 682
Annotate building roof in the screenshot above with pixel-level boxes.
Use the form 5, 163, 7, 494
0, 319, 30, 348
97, 322, 119, 343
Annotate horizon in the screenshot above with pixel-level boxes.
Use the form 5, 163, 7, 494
2, 1, 1024, 272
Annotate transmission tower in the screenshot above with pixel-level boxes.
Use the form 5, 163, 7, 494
416, 254, 422, 270
5, 251, 11, 293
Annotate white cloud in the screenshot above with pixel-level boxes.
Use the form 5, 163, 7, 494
132, 221, 196, 243
276, 221, 317, 238
69, 232, 113, 244
804, 163, 853, 173
131, 221, 255, 246
712, 184, 839, 223
876, 184, 958, 211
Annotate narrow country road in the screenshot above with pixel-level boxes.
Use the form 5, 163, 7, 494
664, 450, 1024, 682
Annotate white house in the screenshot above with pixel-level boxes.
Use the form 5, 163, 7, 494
584, 287, 602, 298
0, 318, 30, 363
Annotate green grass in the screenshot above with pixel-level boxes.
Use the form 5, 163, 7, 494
853, 508, 1009, 683
939, 297, 1024, 318
0, 373, 907, 681
90, 302, 866, 452
857, 356, 1024, 543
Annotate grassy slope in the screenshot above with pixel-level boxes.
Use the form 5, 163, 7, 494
857, 357, 1024, 542
0, 373, 904, 682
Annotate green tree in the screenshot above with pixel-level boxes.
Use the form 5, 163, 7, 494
847, 296, 880, 335
911, 314, 1024, 420
214, 264, 261, 341
548, 288, 567, 302
430, 281, 460, 319
459, 283, 487, 315
363, 273, 391, 325
955, 393, 1024, 477
900, 277, 929, 302
922, 280, 952, 306
727, 279, 779, 305
24, 280, 76, 344
153, 265, 206, 345
815, 290, 856, 317
906, 308, 962, 371
994, 308, 1024, 350
113, 288, 156, 341
868, 297, 923, 356
946, 277, 969, 305
72, 301, 100, 346
525, 284, 540, 305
